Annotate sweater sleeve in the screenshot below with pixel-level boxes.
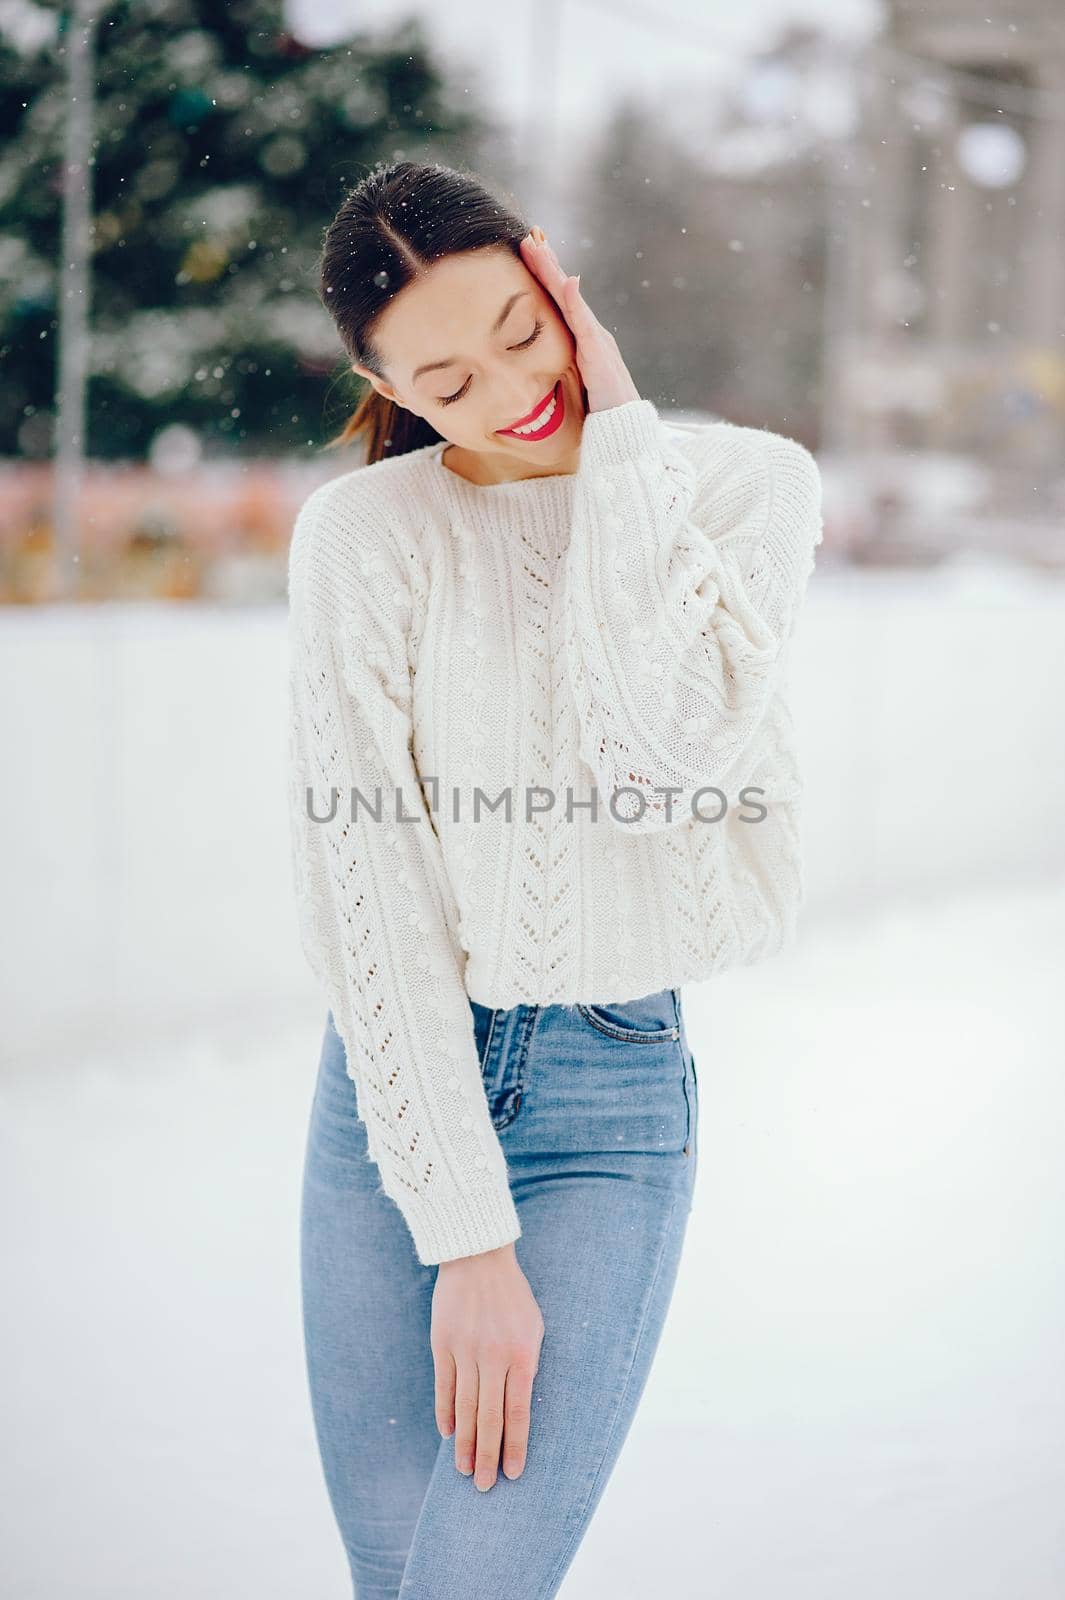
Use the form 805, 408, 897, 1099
286, 484, 522, 1266
562, 400, 823, 834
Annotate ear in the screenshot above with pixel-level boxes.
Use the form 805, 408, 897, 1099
351, 361, 400, 403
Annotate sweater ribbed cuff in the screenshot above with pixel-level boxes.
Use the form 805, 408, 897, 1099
401, 1176, 523, 1267
578, 398, 662, 470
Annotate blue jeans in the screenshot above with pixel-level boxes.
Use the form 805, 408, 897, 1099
300, 988, 700, 1599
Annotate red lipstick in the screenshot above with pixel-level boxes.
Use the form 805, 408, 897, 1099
495, 379, 565, 441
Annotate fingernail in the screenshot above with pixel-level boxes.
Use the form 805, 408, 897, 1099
531, 225, 546, 244
476, 1477, 494, 1492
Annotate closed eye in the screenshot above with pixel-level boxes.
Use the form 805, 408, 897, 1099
438, 319, 545, 407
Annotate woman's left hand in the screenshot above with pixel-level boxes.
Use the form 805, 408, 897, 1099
519, 226, 642, 416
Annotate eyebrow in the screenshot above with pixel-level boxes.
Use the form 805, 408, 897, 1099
411, 291, 530, 384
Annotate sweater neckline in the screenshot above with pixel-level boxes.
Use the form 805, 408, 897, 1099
429, 440, 575, 494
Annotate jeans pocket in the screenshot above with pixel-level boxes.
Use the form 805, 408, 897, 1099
576, 987, 681, 1044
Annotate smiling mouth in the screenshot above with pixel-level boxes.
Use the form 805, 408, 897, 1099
495, 379, 565, 439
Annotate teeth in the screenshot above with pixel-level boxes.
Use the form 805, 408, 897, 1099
510, 388, 557, 435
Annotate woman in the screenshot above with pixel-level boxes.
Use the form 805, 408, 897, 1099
289, 158, 822, 1598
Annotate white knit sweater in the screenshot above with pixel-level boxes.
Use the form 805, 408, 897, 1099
286, 399, 823, 1265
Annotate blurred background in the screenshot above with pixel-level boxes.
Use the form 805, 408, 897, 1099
2, 1, 1063, 1596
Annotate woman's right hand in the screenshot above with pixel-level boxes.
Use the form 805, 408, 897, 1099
431, 1241, 545, 1491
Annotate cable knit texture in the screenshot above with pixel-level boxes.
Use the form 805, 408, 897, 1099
286, 399, 823, 1265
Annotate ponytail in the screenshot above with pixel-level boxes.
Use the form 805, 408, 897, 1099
325, 386, 442, 463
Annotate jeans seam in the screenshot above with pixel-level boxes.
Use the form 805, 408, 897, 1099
671, 988, 693, 1155
536, 1191, 680, 1600
484, 1007, 529, 1131
478, 1006, 499, 1073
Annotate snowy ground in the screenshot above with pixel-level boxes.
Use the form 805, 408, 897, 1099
2, 567, 1064, 1596
2, 879, 1062, 1598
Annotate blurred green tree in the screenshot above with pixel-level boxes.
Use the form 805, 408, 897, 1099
0, 1, 487, 458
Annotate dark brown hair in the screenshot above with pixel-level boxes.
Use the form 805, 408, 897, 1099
318, 159, 531, 463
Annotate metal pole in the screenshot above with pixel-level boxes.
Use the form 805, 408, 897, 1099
523, 0, 562, 230
53, 0, 97, 601
820, 137, 854, 460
